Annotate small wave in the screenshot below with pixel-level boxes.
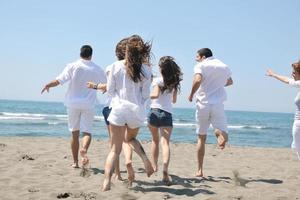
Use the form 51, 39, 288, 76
0, 116, 45, 120
228, 125, 276, 130
173, 123, 196, 127
0, 112, 67, 120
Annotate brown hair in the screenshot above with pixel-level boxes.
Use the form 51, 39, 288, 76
292, 60, 300, 74
115, 38, 128, 61
125, 35, 152, 82
158, 56, 183, 93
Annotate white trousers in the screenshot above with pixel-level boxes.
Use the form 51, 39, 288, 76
292, 120, 300, 160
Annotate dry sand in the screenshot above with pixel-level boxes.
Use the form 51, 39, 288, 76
0, 137, 300, 200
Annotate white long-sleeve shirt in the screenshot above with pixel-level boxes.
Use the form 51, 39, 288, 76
107, 60, 152, 109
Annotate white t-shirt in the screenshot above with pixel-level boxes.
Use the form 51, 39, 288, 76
107, 60, 152, 110
194, 57, 232, 104
150, 77, 173, 114
56, 59, 106, 109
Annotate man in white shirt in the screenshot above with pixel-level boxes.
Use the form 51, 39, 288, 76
188, 48, 233, 177
41, 45, 106, 168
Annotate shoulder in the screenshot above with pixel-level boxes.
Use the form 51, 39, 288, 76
142, 64, 152, 79
194, 62, 204, 74
110, 60, 125, 75
152, 77, 163, 86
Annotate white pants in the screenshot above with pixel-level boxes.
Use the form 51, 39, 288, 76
292, 120, 300, 159
195, 101, 228, 135
67, 108, 95, 133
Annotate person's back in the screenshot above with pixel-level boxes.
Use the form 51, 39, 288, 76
62, 59, 106, 109
108, 60, 151, 108
194, 57, 231, 104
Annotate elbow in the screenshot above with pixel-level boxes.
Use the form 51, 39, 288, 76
150, 95, 158, 99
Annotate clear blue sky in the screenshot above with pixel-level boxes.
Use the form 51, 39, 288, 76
0, 0, 299, 113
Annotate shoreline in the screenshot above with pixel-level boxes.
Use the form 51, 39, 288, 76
0, 135, 293, 149
1, 137, 299, 199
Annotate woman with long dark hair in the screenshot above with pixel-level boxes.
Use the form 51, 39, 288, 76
102, 35, 154, 191
147, 56, 183, 185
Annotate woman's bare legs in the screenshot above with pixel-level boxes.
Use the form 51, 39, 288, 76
160, 127, 172, 185
107, 125, 122, 181
124, 127, 154, 185
148, 124, 159, 172
102, 124, 125, 191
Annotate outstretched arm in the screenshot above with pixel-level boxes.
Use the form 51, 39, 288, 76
266, 69, 289, 84
150, 85, 160, 99
87, 81, 107, 93
41, 80, 60, 94
188, 73, 202, 102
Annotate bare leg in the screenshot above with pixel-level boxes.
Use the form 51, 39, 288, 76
80, 132, 91, 167
148, 124, 159, 172
215, 129, 228, 149
102, 124, 125, 191
123, 141, 134, 185
196, 134, 206, 177
71, 130, 80, 168
160, 127, 172, 185
125, 127, 154, 178
107, 125, 122, 181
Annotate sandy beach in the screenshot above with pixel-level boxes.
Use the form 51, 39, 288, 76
0, 137, 299, 200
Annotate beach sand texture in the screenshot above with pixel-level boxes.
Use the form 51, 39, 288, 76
0, 137, 299, 200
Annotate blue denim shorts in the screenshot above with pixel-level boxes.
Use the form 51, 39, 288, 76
102, 106, 112, 125
147, 108, 173, 128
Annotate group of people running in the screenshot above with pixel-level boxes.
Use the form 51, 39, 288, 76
41, 34, 300, 192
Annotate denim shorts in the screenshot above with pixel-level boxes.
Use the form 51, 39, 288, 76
102, 106, 112, 125
147, 108, 173, 128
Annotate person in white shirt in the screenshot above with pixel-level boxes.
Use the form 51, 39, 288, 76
147, 56, 183, 185
266, 60, 300, 160
188, 48, 233, 177
102, 35, 154, 191
87, 38, 128, 180
41, 45, 106, 168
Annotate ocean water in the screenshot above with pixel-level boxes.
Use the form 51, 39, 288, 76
0, 99, 294, 148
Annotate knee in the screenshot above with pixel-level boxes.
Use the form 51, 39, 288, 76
152, 137, 159, 144
83, 132, 92, 137
161, 138, 169, 147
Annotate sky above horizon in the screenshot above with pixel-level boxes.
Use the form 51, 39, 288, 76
0, 0, 300, 113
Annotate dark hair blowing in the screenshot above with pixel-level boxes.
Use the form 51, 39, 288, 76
197, 48, 213, 58
159, 56, 183, 93
80, 45, 93, 59
115, 38, 128, 60
125, 35, 152, 82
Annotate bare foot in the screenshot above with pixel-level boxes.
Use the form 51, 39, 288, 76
80, 148, 89, 167
162, 171, 171, 186
126, 163, 135, 186
215, 131, 228, 150
113, 173, 123, 181
71, 163, 79, 168
152, 163, 158, 172
195, 170, 203, 177
145, 159, 155, 177
101, 178, 111, 192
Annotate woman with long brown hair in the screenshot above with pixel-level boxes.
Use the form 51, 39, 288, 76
267, 60, 300, 160
102, 35, 154, 191
147, 56, 183, 185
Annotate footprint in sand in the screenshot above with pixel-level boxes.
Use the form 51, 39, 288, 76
19, 154, 35, 161
0, 143, 7, 151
